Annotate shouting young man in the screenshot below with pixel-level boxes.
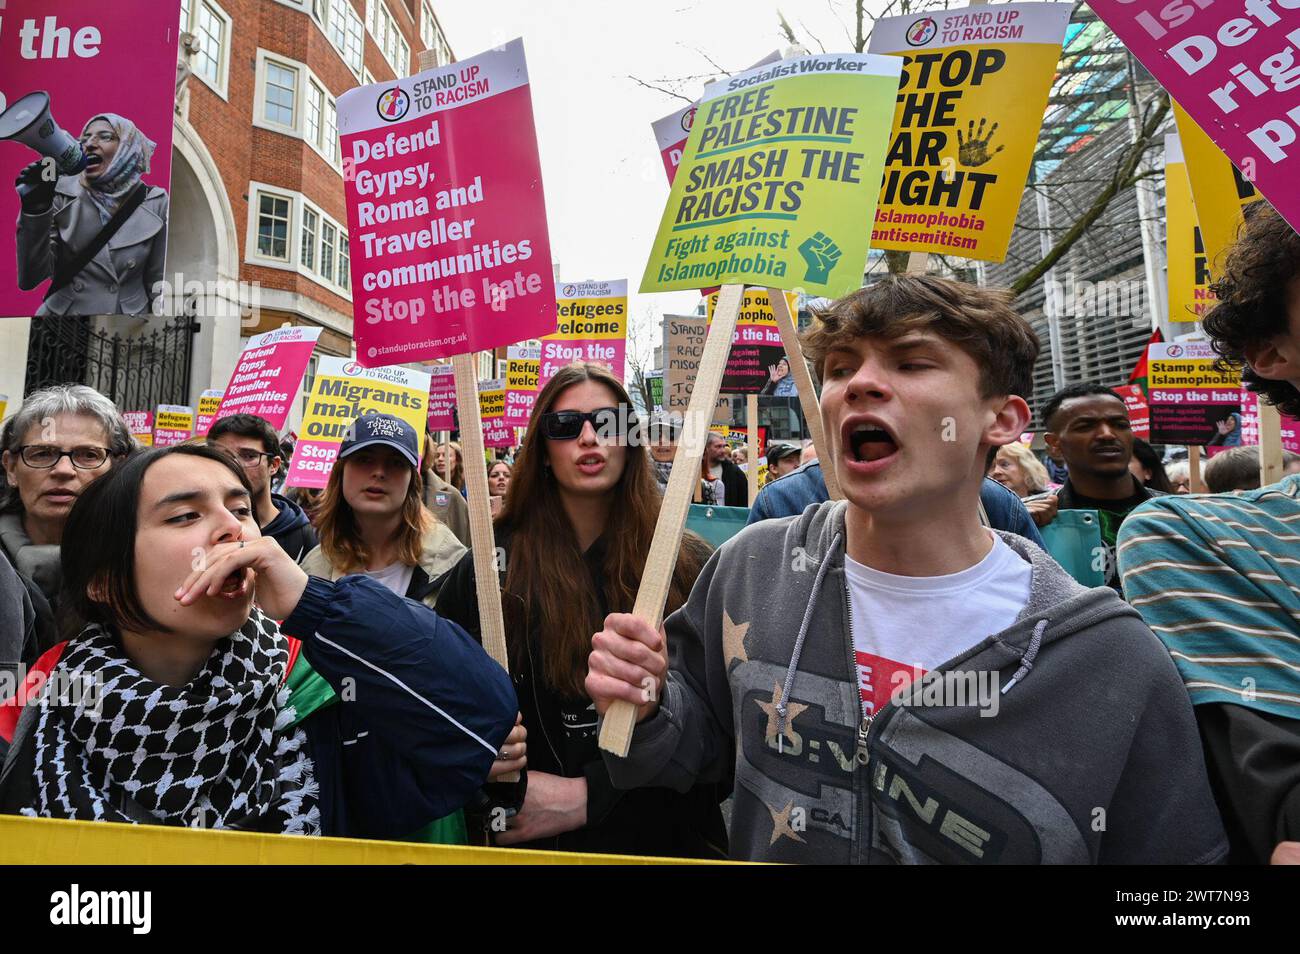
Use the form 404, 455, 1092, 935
587, 276, 1225, 864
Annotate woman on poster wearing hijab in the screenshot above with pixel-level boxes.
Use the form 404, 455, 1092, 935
14, 113, 168, 317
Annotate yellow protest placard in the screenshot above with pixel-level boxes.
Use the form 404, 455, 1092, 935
869, 3, 1071, 262
640, 53, 902, 297
0, 815, 725, 865
284, 357, 430, 488
1173, 102, 1263, 276
1165, 133, 1213, 324
540, 280, 628, 388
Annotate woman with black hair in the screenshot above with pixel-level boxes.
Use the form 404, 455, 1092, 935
1128, 438, 1174, 494
0, 443, 517, 837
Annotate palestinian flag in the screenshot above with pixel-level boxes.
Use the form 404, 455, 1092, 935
1128, 328, 1164, 398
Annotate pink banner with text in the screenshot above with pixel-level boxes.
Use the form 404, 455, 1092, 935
337, 39, 556, 365
0, 0, 182, 318
1088, 0, 1300, 234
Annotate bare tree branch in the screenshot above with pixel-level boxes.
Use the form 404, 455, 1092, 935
1008, 91, 1171, 296
625, 74, 694, 104
777, 10, 798, 45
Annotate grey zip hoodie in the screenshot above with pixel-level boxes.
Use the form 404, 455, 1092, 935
603, 500, 1228, 864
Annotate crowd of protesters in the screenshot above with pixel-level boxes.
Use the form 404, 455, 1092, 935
2, 202, 1300, 864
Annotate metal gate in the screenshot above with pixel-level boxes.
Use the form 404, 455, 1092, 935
25, 317, 198, 410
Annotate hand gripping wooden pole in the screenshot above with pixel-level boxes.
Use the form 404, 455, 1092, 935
598, 284, 746, 756
765, 288, 842, 500
452, 352, 517, 780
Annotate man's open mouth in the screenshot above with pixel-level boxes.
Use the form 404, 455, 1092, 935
845, 421, 899, 464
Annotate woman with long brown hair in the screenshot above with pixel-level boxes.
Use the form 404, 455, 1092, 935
300, 413, 520, 844
437, 362, 725, 857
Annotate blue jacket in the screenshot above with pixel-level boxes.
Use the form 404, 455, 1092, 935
746, 461, 1045, 547
282, 575, 517, 838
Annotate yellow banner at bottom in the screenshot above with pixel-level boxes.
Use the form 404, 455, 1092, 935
0, 815, 730, 865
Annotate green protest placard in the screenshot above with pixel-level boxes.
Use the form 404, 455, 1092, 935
640, 53, 902, 298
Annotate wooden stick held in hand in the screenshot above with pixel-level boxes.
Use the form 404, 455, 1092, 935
598, 284, 746, 757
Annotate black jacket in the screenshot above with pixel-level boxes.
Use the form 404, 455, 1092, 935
263, 493, 318, 563
436, 527, 728, 859
717, 458, 748, 507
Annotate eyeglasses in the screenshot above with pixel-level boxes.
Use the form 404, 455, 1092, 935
211, 444, 276, 467
79, 131, 119, 145
17, 445, 113, 469
537, 406, 634, 441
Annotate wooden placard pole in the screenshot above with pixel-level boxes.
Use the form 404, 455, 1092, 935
442, 430, 452, 486
746, 393, 759, 504
905, 251, 929, 274
765, 288, 843, 500
599, 284, 746, 756
451, 353, 517, 780
1258, 401, 1285, 487
414, 48, 514, 776
1188, 445, 1205, 494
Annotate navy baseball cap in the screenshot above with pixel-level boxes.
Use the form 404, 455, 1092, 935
338, 413, 420, 470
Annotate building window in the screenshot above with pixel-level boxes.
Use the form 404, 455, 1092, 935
338, 235, 350, 291
420, 2, 451, 66
321, 221, 337, 283
264, 61, 298, 126
185, 0, 231, 97
345, 10, 364, 73
369, 1, 408, 76
312, 0, 363, 76
301, 207, 318, 272
324, 100, 338, 163
257, 194, 291, 261
306, 81, 323, 146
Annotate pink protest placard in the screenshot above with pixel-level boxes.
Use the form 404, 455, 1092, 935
426, 363, 456, 431
1223, 388, 1300, 457
211, 327, 322, 433
337, 38, 556, 366
123, 410, 153, 448
1088, 1, 1300, 234
0, 0, 182, 318
1112, 383, 1151, 442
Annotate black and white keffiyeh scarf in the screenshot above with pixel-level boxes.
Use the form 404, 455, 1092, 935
26, 607, 321, 835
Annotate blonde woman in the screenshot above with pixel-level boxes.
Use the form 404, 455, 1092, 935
990, 443, 1049, 498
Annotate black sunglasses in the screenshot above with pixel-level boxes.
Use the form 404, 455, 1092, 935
538, 406, 636, 441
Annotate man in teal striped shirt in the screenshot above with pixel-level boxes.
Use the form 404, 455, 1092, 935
1120, 201, 1300, 865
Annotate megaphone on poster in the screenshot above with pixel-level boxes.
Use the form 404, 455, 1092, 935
0, 92, 88, 193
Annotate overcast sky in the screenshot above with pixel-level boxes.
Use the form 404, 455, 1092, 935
437, 0, 876, 361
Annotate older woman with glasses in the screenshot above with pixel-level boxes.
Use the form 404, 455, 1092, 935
15, 114, 168, 317
0, 384, 136, 625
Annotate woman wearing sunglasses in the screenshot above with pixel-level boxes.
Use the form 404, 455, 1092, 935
437, 363, 726, 857
0, 443, 517, 836
1, 385, 136, 631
